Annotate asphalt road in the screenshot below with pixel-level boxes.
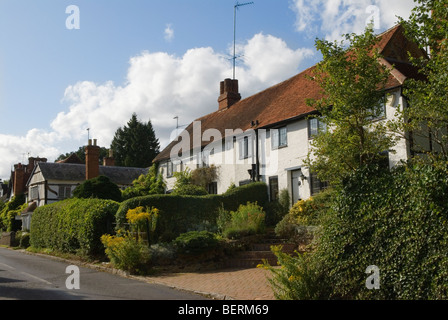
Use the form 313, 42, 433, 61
0, 247, 206, 300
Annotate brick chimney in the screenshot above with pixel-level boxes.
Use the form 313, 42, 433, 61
103, 149, 115, 167
13, 163, 25, 196
85, 139, 100, 180
218, 78, 241, 110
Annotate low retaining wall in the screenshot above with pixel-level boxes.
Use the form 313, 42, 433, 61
0, 232, 16, 246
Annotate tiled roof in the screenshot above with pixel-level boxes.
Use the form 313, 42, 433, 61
35, 162, 147, 186
154, 24, 426, 162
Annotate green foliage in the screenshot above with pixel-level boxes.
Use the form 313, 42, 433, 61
171, 166, 219, 195
305, 26, 397, 184
121, 165, 166, 200
56, 146, 108, 163
265, 189, 290, 226
30, 198, 119, 257
0, 194, 26, 232
398, 1, 448, 160
259, 246, 328, 300
73, 175, 122, 202
116, 182, 269, 242
101, 232, 151, 274
173, 231, 220, 256
111, 113, 160, 168
221, 202, 266, 239
171, 184, 208, 196
15, 231, 30, 248
268, 161, 448, 300
190, 165, 219, 189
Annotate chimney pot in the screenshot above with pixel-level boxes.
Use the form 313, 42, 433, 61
85, 140, 100, 180
218, 79, 241, 110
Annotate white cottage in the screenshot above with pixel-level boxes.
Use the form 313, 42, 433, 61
154, 24, 429, 205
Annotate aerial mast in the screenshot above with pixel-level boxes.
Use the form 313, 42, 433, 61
233, 1, 254, 80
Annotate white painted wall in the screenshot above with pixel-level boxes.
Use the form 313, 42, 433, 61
158, 89, 411, 205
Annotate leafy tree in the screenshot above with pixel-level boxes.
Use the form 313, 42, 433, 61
73, 175, 122, 202
121, 164, 166, 200
56, 146, 109, 163
304, 26, 397, 184
398, 0, 448, 160
111, 113, 160, 168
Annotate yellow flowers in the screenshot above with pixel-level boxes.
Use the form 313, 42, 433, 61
100, 234, 125, 253
126, 206, 159, 225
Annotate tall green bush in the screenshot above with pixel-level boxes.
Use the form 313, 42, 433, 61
73, 175, 122, 202
265, 161, 448, 300
30, 198, 119, 257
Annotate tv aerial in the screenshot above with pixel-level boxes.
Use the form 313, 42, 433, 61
232, 1, 254, 80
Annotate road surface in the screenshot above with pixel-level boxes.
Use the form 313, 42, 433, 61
0, 247, 206, 300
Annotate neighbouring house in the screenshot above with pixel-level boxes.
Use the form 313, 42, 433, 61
26, 139, 148, 207
8, 157, 48, 200
154, 24, 429, 205
18, 139, 147, 230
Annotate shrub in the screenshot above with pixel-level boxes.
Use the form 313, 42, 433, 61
173, 231, 220, 256
259, 245, 329, 300
267, 161, 448, 300
116, 182, 269, 242
73, 175, 122, 202
126, 206, 159, 245
15, 231, 30, 248
265, 189, 290, 226
0, 194, 26, 232
30, 198, 118, 257
222, 202, 266, 239
101, 232, 151, 274
171, 184, 208, 196
121, 165, 166, 200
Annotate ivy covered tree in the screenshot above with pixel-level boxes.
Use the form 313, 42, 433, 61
398, 0, 448, 160
304, 26, 397, 184
111, 113, 160, 168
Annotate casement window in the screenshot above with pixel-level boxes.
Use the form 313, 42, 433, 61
29, 186, 39, 200
367, 100, 387, 122
239, 136, 253, 159
58, 185, 72, 200
271, 127, 288, 149
207, 182, 218, 195
308, 118, 327, 139
269, 176, 279, 202
309, 172, 329, 196
167, 161, 174, 178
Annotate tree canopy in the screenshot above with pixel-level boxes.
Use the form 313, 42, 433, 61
111, 113, 160, 168
304, 27, 397, 184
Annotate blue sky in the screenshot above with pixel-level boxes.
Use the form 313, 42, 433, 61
0, 0, 416, 180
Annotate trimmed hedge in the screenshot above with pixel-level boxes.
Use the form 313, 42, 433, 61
30, 198, 119, 256
116, 182, 269, 242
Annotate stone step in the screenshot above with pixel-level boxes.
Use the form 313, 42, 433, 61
224, 242, 299, 269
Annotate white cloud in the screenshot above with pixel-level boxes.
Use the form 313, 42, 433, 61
291, 0, 416, 41
164, 24, 174, 42
0, 129, 60, 179
0, 33, 314, 179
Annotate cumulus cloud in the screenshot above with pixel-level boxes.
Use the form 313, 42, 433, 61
290, 0, 416, 41
164, 24, 174, 42
0, 129, 60, 178
0, 32, 315, 179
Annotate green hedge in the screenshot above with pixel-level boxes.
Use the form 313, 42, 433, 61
116, 182, 269, 242
269, 161, 448, 300
30, 198, 119, 256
